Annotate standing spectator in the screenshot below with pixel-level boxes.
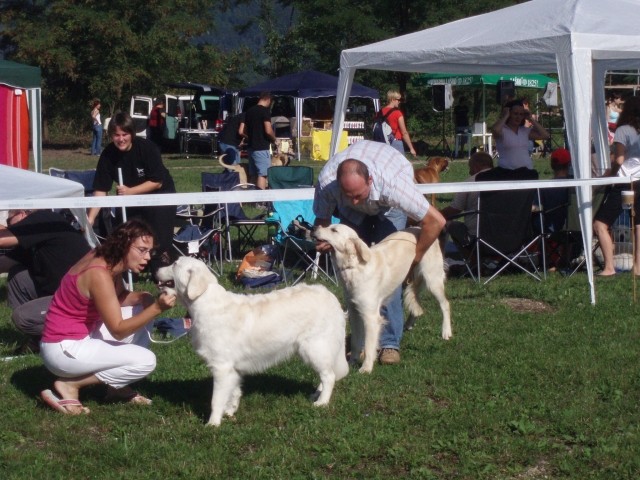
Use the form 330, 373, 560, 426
453, 95, 470, 158
314, 141, 446, 365
90, 99, 102, 156
377, 90, 416, 157
606, 91, 623, 145
593, 96, 640, 276
242, 92, 276, 190
39, 220, 176, 415
0, 209, 91, 353
218, 112, 246, 166
88, 112, 177, 278
491, 99, 549, 170
148, 99, 166, 151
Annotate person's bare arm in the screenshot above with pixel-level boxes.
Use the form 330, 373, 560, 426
88, 191, 107, 225
609, 142, 626, 177
264, 121, 277, 143
85, 268, 175, 340
526, 112, 550, 141
0, 229, 18, 249
414, 206, 446, 263
491, 107, 510, 138
397, 116, 416, 157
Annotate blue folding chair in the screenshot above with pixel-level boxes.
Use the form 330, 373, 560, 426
267, 199, 337, 286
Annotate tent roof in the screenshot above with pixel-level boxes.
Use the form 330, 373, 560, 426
341, 0, 640, 73
0, 165, 84, 200
238, 70, 379, 99
166, 82, 228, 95
416, 73, 556, 88
0, 59, 41, 89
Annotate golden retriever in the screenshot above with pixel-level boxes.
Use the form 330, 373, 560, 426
314, 224, 452, 374
156, 257, 349, 426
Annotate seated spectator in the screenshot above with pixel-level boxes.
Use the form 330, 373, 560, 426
0, 209, 91, 354
540, 148, 572, 233
441, 152, 494, 251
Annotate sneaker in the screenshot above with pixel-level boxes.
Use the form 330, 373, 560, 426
379, 348, 400, 365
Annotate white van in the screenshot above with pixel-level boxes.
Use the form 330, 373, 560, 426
130, 93, 194, 142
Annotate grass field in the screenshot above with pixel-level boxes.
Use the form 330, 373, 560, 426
1, 149, 639, 479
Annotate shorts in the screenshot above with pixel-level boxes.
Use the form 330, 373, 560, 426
248, 149, 271, 177
594, 184, 640, 226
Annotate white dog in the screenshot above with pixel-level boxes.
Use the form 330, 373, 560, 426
314, 224, 452, 374
156, 257, 348, 426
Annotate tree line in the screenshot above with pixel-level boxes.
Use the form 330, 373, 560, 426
1, 0, 520, 144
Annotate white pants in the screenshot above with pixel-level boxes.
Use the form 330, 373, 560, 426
40, 306, 156, 389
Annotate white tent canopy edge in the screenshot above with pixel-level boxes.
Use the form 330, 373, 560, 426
329, 0, 640, 304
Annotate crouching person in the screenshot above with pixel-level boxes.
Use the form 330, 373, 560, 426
39, 219, 176, 415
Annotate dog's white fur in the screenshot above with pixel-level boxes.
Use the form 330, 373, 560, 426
314, 224, 452, 374
156, 257, 348, 426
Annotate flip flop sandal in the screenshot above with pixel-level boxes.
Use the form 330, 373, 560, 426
41, 389, 90, 415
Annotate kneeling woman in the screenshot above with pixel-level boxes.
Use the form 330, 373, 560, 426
40, 219, 176, 414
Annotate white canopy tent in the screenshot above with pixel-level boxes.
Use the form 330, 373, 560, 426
330, 0, 640, 304
0, 164, 97, 246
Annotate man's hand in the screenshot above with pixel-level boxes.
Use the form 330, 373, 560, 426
315, 240, 333, 253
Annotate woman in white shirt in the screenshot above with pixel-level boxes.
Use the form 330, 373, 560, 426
594, 95, 640, 276
491, 99, 550, 169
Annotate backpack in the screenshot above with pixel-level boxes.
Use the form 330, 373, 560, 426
371, 108, 398, 144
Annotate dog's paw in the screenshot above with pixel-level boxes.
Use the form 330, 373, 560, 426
358, 364, 373, 374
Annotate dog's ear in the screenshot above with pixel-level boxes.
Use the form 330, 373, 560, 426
185, 266, 210, 300
349, 237, 371, 264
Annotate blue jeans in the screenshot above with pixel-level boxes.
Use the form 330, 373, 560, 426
91, 124, 103, 155
349, 208, 407, 350
390, 139, 405, 154
218, 142, 240, 165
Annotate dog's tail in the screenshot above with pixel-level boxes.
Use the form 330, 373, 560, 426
403, 277, 425, 319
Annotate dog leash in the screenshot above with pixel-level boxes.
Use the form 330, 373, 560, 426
146, 329, 190, 345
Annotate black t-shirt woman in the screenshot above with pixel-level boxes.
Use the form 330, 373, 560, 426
89, 112, 176, 276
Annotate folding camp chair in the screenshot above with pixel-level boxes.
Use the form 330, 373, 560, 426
266, 166, 336, 285
201, 171, 268, 261
267, 199, 337, 286
549, 188, 605, 276
461, 167, 546, 284
173, 204, 225, 274
267, 165, 314, 189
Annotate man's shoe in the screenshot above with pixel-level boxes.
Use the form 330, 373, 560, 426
379, 348, 400, 365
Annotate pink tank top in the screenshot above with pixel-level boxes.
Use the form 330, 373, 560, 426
41, 265, 107, 343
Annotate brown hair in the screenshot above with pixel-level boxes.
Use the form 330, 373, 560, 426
617, 95, 640, 131
107, 111, 136, 137
94, 219, 155, 268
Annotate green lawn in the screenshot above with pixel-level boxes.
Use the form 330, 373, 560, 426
1, 150, 639, 479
